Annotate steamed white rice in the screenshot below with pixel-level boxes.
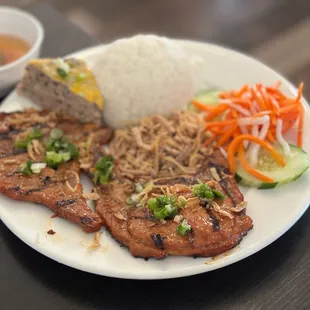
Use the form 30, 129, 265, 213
93, 35, 195, 128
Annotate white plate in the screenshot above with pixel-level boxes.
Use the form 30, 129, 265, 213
0, 40, 310, 280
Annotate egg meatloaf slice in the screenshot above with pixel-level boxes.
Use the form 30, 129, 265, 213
17, 58, 104, 124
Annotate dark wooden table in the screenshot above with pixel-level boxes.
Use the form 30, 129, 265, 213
1, 2, 310, 310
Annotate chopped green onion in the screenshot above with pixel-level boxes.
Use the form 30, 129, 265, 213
15, 127, 43, 149
66, 143, 79, 160
50, 128, 63, 140
30, 163, 47, 174
45, 151, 71, 168
126, 194, 139, 205
54, 58, 71, 79
135, 183, 144, 193
45, 128, 79, 168
153, 204, 178, 220
126, 197, 134, 205
14, 139, 30, 149
156, 195, 178, 208
177, 219, 191, 236
76, 72, 87, 82
61, 152, 71, 161
153, 207, 169, 220
192, 183, 212, 199
203, 190, 215, 200
57, 67, 69, 79
29, 127, 43, 140
54, 58, 71, 71
192, 183, 225, 201
93, 156, 114, 185
147, 197, 158, 210
20, 161, 47, 175
212, 189, 225, 200
147, 195, 179, 220
20, 160, 33, 175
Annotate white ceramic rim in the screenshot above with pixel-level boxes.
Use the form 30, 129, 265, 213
0, 39, 309, 280
0, 6, 44, 72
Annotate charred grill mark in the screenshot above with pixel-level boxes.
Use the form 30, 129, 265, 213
8, 176, 52, 195
223, 167, 231, 176
42, 176, 52, 186
56, 199, 77, 207
0, 149, 27, 158
208, 163, 241, 206
0, 133, 9, 139
208, 212, 221, 231
80, 216, 94, 224
213, 166, 233, 183
5, 171, 21, 177
219, 178, 229, 195
0, 127, 24, 140
235, 236, 243, 247
218, 178, 240, 205
151, 233, 165, 250
130, 215, 157, 221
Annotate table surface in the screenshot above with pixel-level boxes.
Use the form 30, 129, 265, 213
1, 2, 310, 310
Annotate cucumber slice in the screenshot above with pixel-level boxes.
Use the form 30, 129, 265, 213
235, 144, 309, 189
188, 89, 221, 111
195, 89, 221, 106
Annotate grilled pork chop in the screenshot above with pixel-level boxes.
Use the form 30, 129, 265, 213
0, 109, 112, 232
96, 149, 253, 259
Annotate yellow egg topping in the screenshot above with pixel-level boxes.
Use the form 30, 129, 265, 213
29, 58, 103, 109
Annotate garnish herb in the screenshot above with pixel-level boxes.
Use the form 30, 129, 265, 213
126, 194, 139, 205
153, 204, 178, 220
135, 183, 144, 193
45, 151, 71, 168
177, 219, 192, 236
192, 183, 225, 201
57, 67, 68, 79
20, 160, 33, 175
19, 161, 46, 175
147, 195, 184, 220
15, 127, 43, 149
54, 58, 71, 79
30, 163, 47, 174
50, 128, 63, 140
45, 128, 79, 168
76, 72, 87, 82
29, 127, 43, 139
93, 156, 114, 185
66, 142, 79, 159
211, 189, 226, 199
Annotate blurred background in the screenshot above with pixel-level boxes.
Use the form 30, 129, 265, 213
2, 0, 310, 98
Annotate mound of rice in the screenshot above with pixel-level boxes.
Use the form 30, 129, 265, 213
93, 35, 195, 128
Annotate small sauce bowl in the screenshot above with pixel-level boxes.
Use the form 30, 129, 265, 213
0, 7, 44, 96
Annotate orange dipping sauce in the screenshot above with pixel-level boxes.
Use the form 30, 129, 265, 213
0, 34, 31, 66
